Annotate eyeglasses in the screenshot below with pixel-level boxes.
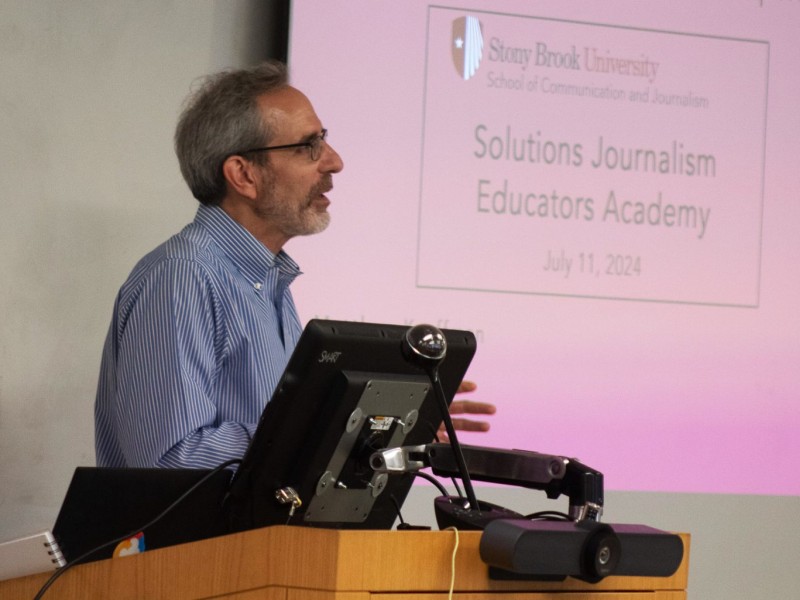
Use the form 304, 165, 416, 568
236, 129, 328, 162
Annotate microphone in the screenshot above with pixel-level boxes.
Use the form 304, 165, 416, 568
401, 324, 481, 514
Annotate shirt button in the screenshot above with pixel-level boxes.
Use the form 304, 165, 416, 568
254, 282, 263, 290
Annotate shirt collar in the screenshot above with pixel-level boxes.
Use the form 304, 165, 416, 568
193, 204, 302, 288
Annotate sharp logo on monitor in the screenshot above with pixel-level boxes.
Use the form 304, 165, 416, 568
318, 350, 342, 364
452, 15, 484, 80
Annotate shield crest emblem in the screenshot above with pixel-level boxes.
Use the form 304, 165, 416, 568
452, 16, 484, 80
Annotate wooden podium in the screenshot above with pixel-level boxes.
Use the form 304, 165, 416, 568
1, 526, 690, 599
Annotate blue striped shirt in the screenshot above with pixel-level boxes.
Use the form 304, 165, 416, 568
95, 204, 303, 468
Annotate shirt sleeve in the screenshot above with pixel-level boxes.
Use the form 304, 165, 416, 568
111, 257, 254, 468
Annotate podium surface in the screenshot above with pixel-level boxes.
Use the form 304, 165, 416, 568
2, 526, 690, 599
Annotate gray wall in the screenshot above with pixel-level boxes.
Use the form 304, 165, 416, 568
0, 0, 273, 541
0, 2, 796, 598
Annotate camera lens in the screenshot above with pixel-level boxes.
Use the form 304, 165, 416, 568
581, 524, 621, 579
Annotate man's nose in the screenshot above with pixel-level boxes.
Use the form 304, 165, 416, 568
319, 141, 344, 174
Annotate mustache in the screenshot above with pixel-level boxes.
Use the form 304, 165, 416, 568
305, 175, 334, 208
315, 175, 333, 195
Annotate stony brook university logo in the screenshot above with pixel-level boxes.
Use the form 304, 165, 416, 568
452, 16, 484, 80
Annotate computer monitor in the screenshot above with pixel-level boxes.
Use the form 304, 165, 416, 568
53, 319, 476, 564
226, 319, 476, 531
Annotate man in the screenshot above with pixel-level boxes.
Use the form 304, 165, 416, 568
95, 61, 493, 469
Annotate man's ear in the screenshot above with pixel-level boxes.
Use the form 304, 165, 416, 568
222, 155, 260, 200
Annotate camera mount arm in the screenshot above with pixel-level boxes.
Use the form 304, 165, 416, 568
371, 443, 604, 522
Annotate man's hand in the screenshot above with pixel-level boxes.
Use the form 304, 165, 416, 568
440, 380, 496, 439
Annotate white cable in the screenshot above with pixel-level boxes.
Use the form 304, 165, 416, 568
443, 526, 460, 599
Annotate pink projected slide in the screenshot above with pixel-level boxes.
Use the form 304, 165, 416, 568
419, 9, 767, 306
287, 1, 800, 496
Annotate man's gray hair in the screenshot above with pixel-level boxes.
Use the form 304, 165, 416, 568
174, 60, 288, 205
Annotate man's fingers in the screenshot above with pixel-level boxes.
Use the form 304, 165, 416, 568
456, 380, 477, 394
439, 418, 491, 432
452, 418, 491, 432
444, 388, 495, 437
449, 399, 497, 415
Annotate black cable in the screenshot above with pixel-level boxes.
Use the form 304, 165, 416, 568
389, 494, 406, 526
33, 459, 241, 600
425, 367, 480, 511
413, 470, 451, 498
449, 476, 465, 499
426, 419, 464, 499
525, 510, 572, 521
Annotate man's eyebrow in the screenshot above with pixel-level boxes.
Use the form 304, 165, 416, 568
299, 129, 324, 142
